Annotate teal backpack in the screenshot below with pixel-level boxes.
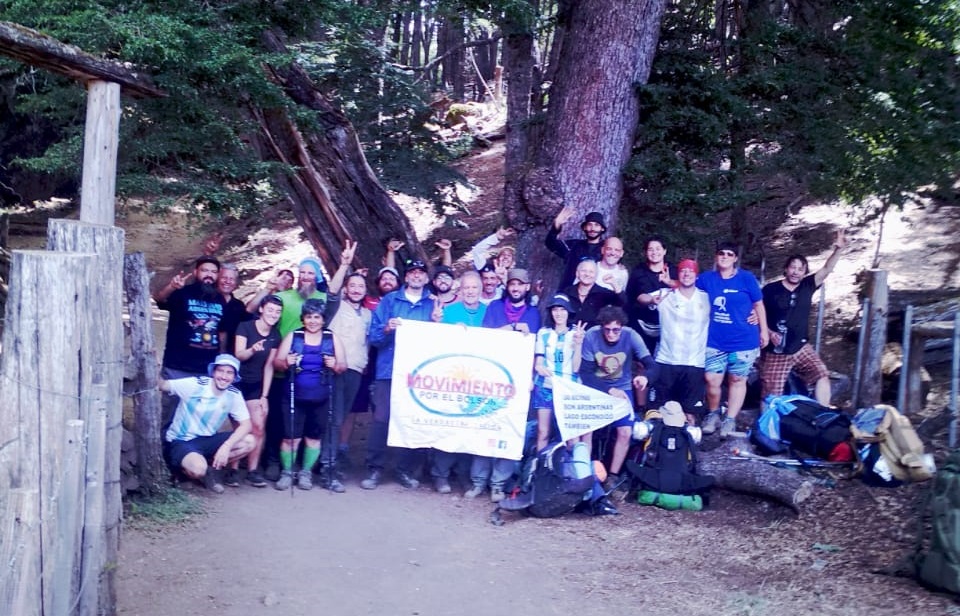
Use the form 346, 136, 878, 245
917, 450, 960, 593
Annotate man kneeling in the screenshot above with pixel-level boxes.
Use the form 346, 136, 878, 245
159, 354, 255, 493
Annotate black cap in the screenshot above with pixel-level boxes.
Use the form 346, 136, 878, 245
581, 211, 606, 231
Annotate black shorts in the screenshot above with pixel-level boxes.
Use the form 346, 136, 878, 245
165, 432, 232, 471
281, 396, 331, 440
655, 363, 706, 417
237, 380, 263, 401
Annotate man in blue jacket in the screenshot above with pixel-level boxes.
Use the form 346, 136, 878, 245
360, 259, 436, 490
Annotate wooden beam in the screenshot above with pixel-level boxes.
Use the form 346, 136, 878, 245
0, 21, 165, 98
80, 81, 120, 225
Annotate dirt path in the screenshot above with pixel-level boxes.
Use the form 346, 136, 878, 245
117, 464, 952, 615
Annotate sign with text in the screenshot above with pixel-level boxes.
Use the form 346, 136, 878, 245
388, 320, 534, 460
552, 377, 632, 442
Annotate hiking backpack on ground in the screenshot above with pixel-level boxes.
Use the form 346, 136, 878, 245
498, 442, 596, 518
851, 404, 934, 486
752, 394, 854, 460
917, 449, 960, 593
626, 420, 714, 503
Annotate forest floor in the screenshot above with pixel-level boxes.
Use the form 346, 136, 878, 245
6, 141, 960, 614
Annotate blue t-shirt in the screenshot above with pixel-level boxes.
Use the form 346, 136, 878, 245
442, 302, 487, 327
696, 269, 763, 352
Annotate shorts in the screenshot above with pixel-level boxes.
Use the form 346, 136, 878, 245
760, 343, 829, 399
532, 384, 554, 410
610, 391, 635, 428
236, 380, 263, 401
281, 396, 330, 440
165, 432, 231, 471
704, 347, 760, 378
655, 363, 706, 417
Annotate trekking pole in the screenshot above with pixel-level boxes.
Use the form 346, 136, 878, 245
730, 448, 855, 469
289, 353, 300, 498
323, 349, 336, 491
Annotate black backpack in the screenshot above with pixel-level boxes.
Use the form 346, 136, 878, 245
626, 422, 714, 496
752, 395, 852, 459
499, 443, 595, 518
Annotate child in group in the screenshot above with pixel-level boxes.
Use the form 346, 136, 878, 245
273, 299, 346, 490
229, 294, 283, 487
532, 293, 587, 452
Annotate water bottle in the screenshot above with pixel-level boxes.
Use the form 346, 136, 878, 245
773, 320, 788, 354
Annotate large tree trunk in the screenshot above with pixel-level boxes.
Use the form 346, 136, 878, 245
508, 0, 668, 294
254, 30, 426, 273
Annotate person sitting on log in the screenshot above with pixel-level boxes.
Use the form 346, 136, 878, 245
760, 229, 847, 406
158, 354, 255, 493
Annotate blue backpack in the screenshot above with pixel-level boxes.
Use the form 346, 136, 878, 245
751, 395, 853, 460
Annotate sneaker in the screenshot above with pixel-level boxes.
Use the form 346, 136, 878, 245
701, 411, 722, 435
275, 470, 293, 490
297, 470, 314, 490
396, 470, 420, 489
360, 469, 382, 490
204, 469, 224, 494
434, 477, 452, 494
490, 486, 505, 503
464, 485, 484, 499
265, 461, 281, 482
320, 468, 346, 493
246, 470, 267, 488
223, 468, 240, 488
603, 473, 621, 493
719, 416, 737, 439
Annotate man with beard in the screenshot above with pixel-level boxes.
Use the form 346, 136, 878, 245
545, 206, 606, 290
154, 256, 228, 424
760, 230, 846, 405
361, 259, 436, 490
478, 263, 503, 305
159, 354, 255, 493
473, 269, 540, 502
430, 265, 459, 307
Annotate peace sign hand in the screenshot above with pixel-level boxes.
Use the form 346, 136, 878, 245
431, 296, 444, 322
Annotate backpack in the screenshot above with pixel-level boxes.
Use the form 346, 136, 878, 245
917, 450, 959, 593
851, 404, 934, 485
498, 442, 596, 518
626, 421, 714, 497
752, 395, 854, 460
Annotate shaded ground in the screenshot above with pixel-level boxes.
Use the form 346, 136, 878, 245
6, 142, 960, 614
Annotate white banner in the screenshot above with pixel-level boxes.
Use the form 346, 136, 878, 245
551, 377, 632, 442
388, 320, 535, 460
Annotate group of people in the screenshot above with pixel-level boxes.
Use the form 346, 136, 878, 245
155, 208, 847, 499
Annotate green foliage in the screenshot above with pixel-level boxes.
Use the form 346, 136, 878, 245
624, 0, 960, 245
125, 486, 205, 529
0, 0, 469, 217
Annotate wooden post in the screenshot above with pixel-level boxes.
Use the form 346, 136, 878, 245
80, 80, 120, 225
47, 220, 124, 616
123, 252, 167, 493
860, 270, 888, 407
79, 385, 107, 616
951, 313, 960, 448
897, 304, 913, 412
0, 489, 41, 616
50, 420, 87, 616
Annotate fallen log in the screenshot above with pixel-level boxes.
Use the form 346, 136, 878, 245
698, 435, 817, 513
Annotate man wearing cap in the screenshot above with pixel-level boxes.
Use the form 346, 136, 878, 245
650, 258, 711, 425
760, 230, 847, 405
697, 241, 769, 438
545, 205, 606, 289
430, 265, 459, 307
361, 259, 436, 490
481, 268, 542, 333
158, 354, 255, 493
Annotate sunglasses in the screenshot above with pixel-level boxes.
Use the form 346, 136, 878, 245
716, 250, 737, 257
602, 326, 622, 334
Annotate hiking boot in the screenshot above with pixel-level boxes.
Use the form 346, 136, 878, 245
590, 496, 620, 516
223, 468, 240, 488
603, 473, 621, 493
434, 477, 452, 494
464, 485, 484, 499
320, 468, 346, 493
274, 470, 293, 490
490, 486, 505, 503
719, 416, 737, 439
204, 469, 224, 494
701, 411, 722, 435
297, 470, 314, 490
396, 470, 420, 489
246, 470, 267, 488
360, 469, 382, 490
265, 461, 281, 482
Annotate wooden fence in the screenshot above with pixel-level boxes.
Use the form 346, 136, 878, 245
0, 221, 125, 615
